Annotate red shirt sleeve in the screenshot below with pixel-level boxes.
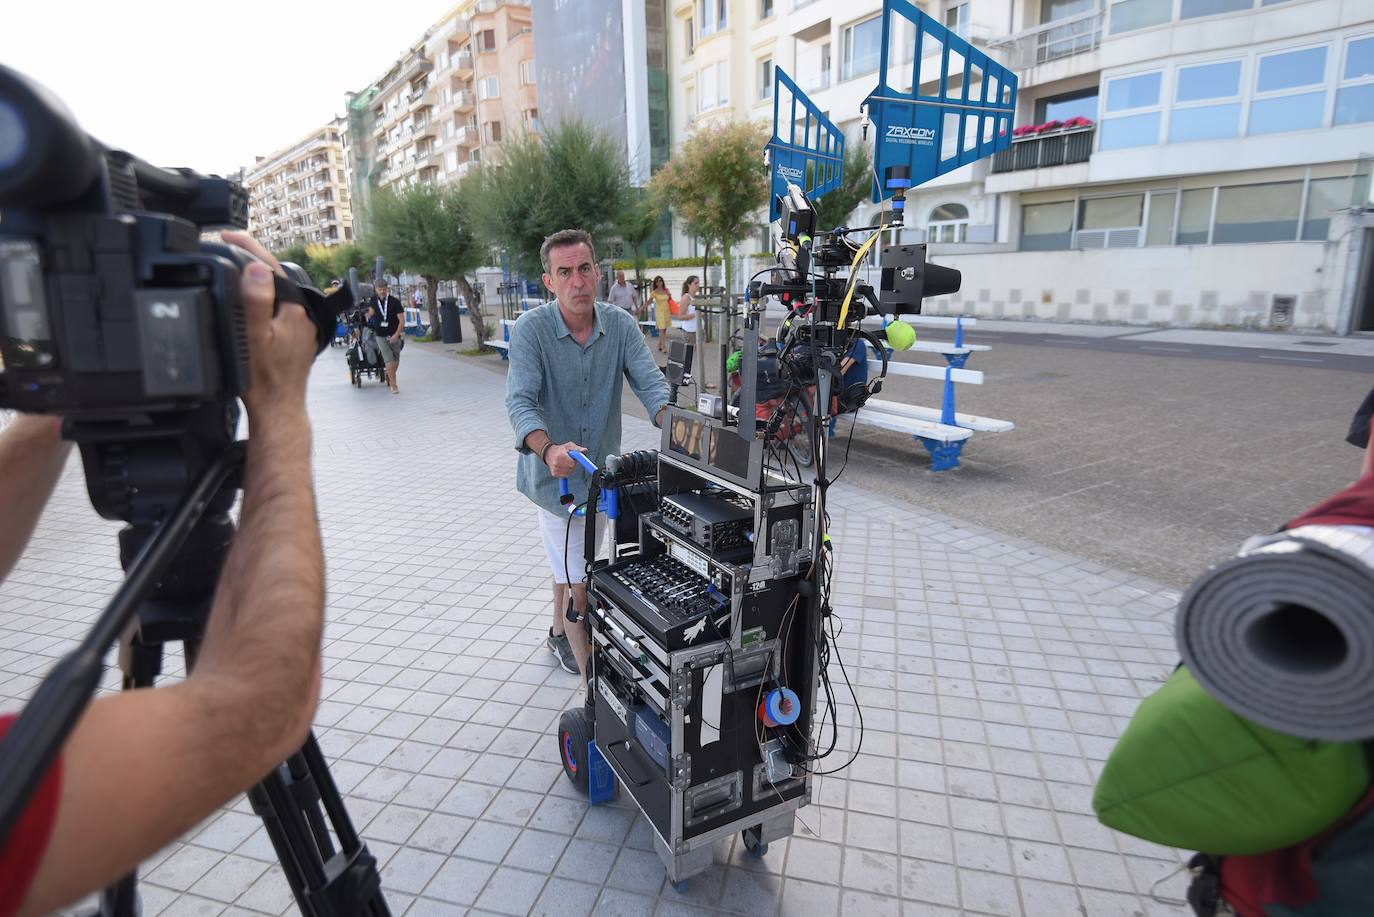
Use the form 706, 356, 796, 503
0, 714, 63, 917
1285, 470, 1374, 530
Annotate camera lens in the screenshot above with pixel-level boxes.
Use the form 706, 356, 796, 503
0, 99, 27, 172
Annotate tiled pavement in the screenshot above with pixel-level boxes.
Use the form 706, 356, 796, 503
2, 342, 1194, 915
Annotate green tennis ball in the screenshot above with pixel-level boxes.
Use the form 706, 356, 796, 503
885, 320, 916, 351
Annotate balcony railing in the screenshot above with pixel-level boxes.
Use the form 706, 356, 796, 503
806, 70, 831, 92
987, 10, 1104, 72
991, 126, 1094, 173
454, 89, 475, 111
451, 50, 474, 74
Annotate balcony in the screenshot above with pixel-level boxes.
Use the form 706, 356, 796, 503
452, 50, 474, 76
454, 89, 475, 112
455, 160, 478, 179
456, 125, 479, 146
986, 10, 1104, 73
990, 125, 1094, 173
806, 71, 831, 93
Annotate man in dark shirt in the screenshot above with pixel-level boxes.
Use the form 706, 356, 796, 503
370, 279, 404, 394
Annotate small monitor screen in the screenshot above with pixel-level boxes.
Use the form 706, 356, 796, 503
669, 415, 706, 461
709, 427, 752, 480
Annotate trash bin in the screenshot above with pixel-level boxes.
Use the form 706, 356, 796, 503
439, 297, 462, 344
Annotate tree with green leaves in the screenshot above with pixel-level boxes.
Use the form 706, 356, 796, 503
325, 242, 369, 283
650, 120, 770, 298
612, 188, 662, 294
812, 142, 873, 233
467, 119, 631, 279
366, 181, 489, 345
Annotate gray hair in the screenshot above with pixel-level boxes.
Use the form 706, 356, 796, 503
540, 229, 597, 273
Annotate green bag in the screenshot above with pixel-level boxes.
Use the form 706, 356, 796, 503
1093, 667, 1369, 856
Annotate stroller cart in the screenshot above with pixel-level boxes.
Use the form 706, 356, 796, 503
345, 321, 389, 388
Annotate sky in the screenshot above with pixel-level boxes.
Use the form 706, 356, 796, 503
6, 0, 460, 176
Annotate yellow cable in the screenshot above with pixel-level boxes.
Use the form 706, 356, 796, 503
836, 222, 884, 329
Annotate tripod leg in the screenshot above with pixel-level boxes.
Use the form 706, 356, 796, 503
95, 629, 166, 917
247, 732, 391, 917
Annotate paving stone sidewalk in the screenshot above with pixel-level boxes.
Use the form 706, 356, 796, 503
2, 343, 1192, 916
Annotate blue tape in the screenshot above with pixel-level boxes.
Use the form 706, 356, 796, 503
766, 687, 801, 726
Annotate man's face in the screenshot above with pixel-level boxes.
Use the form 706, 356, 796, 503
375, 285, 388, 299
543, 243, 599, 313
614, 272, 626, 285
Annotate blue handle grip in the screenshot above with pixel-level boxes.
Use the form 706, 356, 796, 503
571, 451, 598, 474
558, 451, 602, 517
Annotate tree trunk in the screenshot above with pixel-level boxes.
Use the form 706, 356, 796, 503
423, 275, 440, 340
721, 241, 732, 306
455, 275, 491, 351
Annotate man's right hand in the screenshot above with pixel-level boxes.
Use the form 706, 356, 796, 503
544, 442, 586, 478
221, 230, 318, 418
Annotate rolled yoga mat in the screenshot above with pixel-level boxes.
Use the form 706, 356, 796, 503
1176, 524, 1374, 742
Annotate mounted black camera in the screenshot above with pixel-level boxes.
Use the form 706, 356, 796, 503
0, 64, 345, 417
0, 66, 388, 916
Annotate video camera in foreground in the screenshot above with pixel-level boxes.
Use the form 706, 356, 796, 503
0, 66, 389, 916
0, 64, 347, 418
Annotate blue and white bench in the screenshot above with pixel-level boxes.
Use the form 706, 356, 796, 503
485, 317, 518, 359
889, 314, 990, 368
828, 321, 1013, 470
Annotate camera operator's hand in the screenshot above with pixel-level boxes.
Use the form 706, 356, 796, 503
544, 442, 586, 479
220, 231, 318, 415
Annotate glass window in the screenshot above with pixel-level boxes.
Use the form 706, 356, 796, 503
521, 61, 535, 85
1042, 0, 1095, 24
1176, 61, 1241, 102
718, 0, 727, 29
1302, 174, 1372, 240
1079, 194, 1144, 230
1021, 201, 1075, 251
1100, 112, 1161, 149
1336, 84, 1374, 125
1170, 103, 1242, 142
1178, 188, 1213, 244
1035, 89, 1099, 123
1107, 72, 1161, 111
759, 58, 774, 100
1108, 0, 1171, 35
931, 203, 969, 221
1257, 47, 1327, 93
685, 18, 694, 54
1213, 181, 1302, 243
842, 16, 883, 81
1145, 191, 1177, 245
1337, 37, 1374, 126
1180, 0, 1251, 19
1345, 36, 1374, 80
760, 0, 774, 18
478, 76, 500, 100
1249, 91, 1326, 134
701, 67, 716, 110
717, 61, 729, 106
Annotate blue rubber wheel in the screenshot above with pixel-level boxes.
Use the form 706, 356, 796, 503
742, 829, 768, 858
558, 708, 592, 795
672, 879, 689, 893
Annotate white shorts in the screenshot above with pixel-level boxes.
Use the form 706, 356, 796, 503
537, 508, 606, 585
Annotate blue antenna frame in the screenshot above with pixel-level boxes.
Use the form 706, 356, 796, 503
767, 66, 845, 222
864, 0, 1018, 201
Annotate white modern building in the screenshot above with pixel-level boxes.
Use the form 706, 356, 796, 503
244, 119, 354, 252
668, 0, 1374, 331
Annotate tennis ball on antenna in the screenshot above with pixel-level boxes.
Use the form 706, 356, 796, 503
884, 320, 916, 352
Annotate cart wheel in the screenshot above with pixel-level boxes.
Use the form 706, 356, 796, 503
742, 828, 768, 858
351, 369, 360, 387
672, 879, 689, 893
558, 707, 593, 795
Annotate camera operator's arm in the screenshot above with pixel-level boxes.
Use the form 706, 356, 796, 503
0, 415, 71, 583
16, 236, 323, 916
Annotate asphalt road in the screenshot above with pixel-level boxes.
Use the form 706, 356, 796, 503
436, 317, 1374, 590
968, 329, 1374, 373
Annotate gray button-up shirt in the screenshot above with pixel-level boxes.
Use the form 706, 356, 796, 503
506, 301, 671, 516
607, 281, 637, 314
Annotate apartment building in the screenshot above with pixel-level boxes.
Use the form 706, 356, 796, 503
670, 0, 1374, 331
344, 0, 537, 232
244, 118, 354, 252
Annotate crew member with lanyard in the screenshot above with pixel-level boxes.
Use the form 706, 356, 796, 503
369, 278, 404, 394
